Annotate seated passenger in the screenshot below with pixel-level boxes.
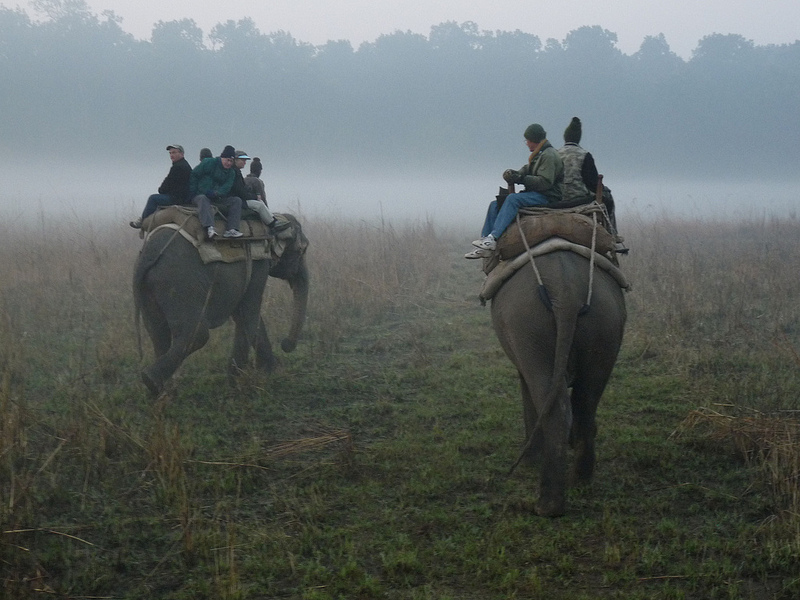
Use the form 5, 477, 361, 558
129, 144, 191, 229
189, 145, 243, 240
232, 152, 276, 228
557, 117, 598, 205
465, 123, 563, 259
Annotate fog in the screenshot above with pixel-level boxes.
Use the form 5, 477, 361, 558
2, 4, 798, 231
4, 160, 797, 232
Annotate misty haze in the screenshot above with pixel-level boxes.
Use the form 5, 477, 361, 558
1, 2, 798, 229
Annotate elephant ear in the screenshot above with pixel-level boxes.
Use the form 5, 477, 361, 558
274, 213, 309, 254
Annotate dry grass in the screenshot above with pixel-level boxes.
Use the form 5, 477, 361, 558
1, 210, 800, 597
677, 405, 800, 516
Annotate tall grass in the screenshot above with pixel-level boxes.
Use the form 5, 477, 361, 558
0, 211, 799, 598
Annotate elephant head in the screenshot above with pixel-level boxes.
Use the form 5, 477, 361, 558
267, 213, 310, 353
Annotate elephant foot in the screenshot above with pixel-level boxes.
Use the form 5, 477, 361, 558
141, 369, 163, 397
256, 353, 279, 373
280, 338, 297, 353
535, 495, 566, 518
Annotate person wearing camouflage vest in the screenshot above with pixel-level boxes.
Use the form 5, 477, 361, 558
557, 117, 598, 204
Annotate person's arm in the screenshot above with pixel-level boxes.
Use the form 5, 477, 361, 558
520, 150, 558, 193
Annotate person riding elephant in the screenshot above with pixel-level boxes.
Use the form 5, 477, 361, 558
189, 145, 244, 240
232, 151, 276, 228
557, 117, 598, 205
129, 144, 191, 229
465, 123, 564, 259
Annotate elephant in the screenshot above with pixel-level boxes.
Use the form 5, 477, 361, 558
132, 213, 309, 396
491, 249, 626, 516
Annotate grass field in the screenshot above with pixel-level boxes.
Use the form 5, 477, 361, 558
1, 211, 800, 599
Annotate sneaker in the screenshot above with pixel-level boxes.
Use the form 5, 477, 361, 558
464, 247, 492, 259
223, 229, 244, 238
472, 235, 496, 251
206, 226, 217, 240
129, 217, 142, 229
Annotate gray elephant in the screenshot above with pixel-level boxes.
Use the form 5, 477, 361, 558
491, 250, 627, 516
133, 213, 309, 396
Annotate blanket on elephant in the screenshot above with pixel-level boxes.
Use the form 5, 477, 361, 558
139, 205, 299, 265
479, 238, 631, 304
495, 210, 615, 262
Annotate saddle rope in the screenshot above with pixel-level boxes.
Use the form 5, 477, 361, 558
513, 204, 602, 313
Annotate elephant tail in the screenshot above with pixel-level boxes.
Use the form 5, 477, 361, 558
131, 234, 168, 361
509, 304, 580, 475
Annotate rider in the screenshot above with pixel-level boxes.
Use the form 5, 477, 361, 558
465, 123, 563, 259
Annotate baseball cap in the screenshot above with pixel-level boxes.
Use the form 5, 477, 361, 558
166, 144, 184, 153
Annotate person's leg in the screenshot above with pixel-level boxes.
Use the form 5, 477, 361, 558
192, 195, 214, 228
141, 194, 173, 220
223, 196, 243, 231
246, 199, 274, 225
480, 200, 499, 237
489, 191, 548, 239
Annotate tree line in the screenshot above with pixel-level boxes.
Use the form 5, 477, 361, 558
1, 0, 798, 177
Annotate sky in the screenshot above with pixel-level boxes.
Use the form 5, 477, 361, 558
58, 0, 800, 59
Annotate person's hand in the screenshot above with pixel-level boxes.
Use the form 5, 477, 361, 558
503, 169, 520, 183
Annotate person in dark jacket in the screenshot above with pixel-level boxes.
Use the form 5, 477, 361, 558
232, 151, 276, 227
465, 124, 563, 259
189, 145, 243, 240
129, 144, 191, 228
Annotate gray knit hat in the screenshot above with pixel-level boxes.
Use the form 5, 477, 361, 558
524, 123, 546, 143
563, 117, 582, 143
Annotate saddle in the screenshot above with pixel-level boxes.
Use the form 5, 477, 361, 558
139, 205, 297, 265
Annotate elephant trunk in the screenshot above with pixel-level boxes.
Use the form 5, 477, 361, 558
281, 259, 309, 353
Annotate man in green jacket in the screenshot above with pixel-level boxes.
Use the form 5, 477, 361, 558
190, 145, 244, 240
466, 124, 564, 259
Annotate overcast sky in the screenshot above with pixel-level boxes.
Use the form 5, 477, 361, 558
66, 0, 798, 58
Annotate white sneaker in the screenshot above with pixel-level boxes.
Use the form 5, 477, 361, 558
129, 217, 142, 229
464, 247, 492, 259
472, 235, 496, 250
206, 226, 217, 240
223, 229, 244, 238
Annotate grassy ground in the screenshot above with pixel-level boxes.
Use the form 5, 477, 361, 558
1, 212, 800, 599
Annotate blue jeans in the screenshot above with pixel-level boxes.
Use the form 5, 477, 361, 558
481, 191, 549, 238
141, 194, 178, 220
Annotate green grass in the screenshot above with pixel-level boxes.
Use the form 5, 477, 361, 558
1, 214, 800, 598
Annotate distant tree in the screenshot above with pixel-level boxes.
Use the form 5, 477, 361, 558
151, 18, 205, 53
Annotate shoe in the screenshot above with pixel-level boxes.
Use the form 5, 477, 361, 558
472, 235, 496, 251
129, 217, 142, 229
464, 247, 492, 259
206, 226, 217, 240
223, 229, 244, 238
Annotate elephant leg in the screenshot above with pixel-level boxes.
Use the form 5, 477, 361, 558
142, 321, 210, 396
141, 298, 171, 359
252, 316, 278, 372
230, 312, 277, 375
535, 387, 571, 517
569, 378, 605, 484
519, 374, 543, 465
516, 362, 570, 518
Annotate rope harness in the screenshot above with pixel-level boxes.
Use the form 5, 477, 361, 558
514, 202, 607, 315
